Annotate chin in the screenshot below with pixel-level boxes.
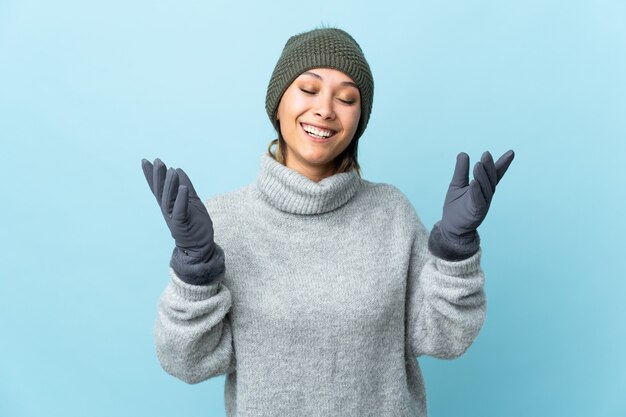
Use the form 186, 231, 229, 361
301, 153, 335, 166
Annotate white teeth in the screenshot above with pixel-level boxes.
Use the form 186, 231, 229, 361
302, 124, 334, 138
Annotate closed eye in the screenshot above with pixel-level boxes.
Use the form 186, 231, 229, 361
300, 87, 355, 105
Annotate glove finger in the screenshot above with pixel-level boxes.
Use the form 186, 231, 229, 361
449, 152, 470, 188
153, 158, 167, 206
495, 149, 515, 184
473, 161, 494, 204
468, 179, 487, 216
480, 151, 497, 191
141, 159, 155, 197
172, 185, 189, 223
175, 168, 200, 200
162, 168, 179, 217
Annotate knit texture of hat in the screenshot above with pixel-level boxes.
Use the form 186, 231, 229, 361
265, 28, 374, 141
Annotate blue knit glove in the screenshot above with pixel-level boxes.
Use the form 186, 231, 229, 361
428, 150, 515, 261
141, 158, 224, 285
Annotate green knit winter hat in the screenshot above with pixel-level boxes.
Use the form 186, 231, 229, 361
266, 27, 374, 141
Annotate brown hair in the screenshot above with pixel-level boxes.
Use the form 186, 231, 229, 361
266, 129, 362, 178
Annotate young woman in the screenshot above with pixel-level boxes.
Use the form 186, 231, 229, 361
141, 27, 514, 417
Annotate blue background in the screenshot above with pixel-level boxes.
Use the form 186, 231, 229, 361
1, 0, 625, 416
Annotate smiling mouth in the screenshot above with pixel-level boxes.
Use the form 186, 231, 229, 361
300, 123, 337, 140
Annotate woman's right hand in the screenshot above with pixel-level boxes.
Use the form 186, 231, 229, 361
141, 158, 216, 263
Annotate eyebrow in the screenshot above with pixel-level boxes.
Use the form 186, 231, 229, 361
301, 71, 359, 89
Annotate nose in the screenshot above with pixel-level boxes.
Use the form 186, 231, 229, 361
313, 93, 335, 120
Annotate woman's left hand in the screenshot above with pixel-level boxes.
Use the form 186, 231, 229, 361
439, 150, 515, 245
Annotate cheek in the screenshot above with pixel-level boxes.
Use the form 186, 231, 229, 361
342, 108, 361, 133
278, 97, 305, 123
276, 98, 290, 120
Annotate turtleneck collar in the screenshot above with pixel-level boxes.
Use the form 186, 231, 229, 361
254, 153, 361, 215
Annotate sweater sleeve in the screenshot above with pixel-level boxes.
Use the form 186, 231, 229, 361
405, 219, 486, 359
154, 268, 236, 384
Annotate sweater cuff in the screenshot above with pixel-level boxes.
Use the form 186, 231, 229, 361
169, 244, 225, 286
168, 268, 222, 300
428, 221, 480, 262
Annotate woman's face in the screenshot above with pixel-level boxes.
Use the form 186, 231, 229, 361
276, 67, 361, 182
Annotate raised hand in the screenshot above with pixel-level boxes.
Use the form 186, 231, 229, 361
141, 158, 216, 263
439, 150, 515, 245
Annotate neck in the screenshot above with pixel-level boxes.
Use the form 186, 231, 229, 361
284, 154, 336, 183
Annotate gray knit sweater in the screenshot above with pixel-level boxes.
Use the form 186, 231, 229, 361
154, 153, 486, 417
